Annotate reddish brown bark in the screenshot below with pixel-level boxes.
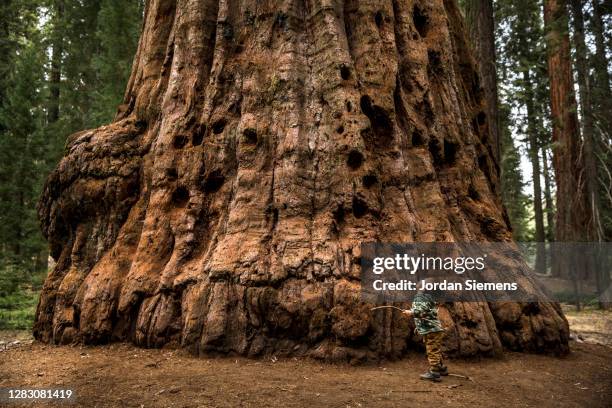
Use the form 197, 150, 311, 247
544, 0, 587, 250
464, 0, 500, 163
35, 0, 568, 360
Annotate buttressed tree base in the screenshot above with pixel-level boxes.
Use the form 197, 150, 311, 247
35, 0, 569, 361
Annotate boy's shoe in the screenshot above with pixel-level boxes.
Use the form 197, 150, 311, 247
433, 364, 448, 376
420, 370, 442, 382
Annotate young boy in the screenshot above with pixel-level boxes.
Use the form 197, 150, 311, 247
403, 287, 448, 382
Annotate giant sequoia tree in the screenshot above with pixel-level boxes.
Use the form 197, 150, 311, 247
35, 0, 569, 360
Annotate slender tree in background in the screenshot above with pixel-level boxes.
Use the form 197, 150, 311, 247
589, 0, 612, 252
570, 0, 601, 242
499, 102, 530, 241
544, 0, 588, 285
47, 0, 64, 125
496, 0, 548, 271
590, 0, 611, 131
525, 69, 547, 273
464, 0, 501, 163
542, 148, 555, 241
569, 0, 608, 308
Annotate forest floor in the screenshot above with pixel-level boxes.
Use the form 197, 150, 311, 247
0, 307, 610, 408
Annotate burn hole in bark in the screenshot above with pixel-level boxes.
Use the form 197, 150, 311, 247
477, 111, 487, 126
461, 319, 479, 329
523, 302, 540, 316
212, 119, 227, 134
135, 120, 147, 132
427, 50, 443, 75
173, 135, 188, 149
479, 216, 502, 238
166, 167, 178, 180
340, 65, 351, 80
336, 125, 345, 134
274, 12, 289, 31
243, 128, 258, 145
203, 170, 225, 193
443, 139, 458, 164
468, 183, 480, 201
412, 129, 424, 146
192, 124, 207, 146
73, 305, 81, 329
478, 154, 488, 172
428, 138, 443, 165
374, 10, 383, 27
228, 99, 242, 115
352, 196, 368, 218
346, 101, 352, 112
222, 23, 234, 40
332, 206, 345, 225
360, 95, 393, 140
172, 186, 190, 206
347, 150, 364, 169
413, 5, 429, 37
362, 174, 378, 188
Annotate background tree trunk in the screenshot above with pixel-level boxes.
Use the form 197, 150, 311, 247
571, 0, 608, 309
464, 0, 500, 163
590, 0, 611, 131
544, 0, 587, 282
35, 0, 569, 360
48, 0, 64, 125
571, 0, 601, 242
523, 70, 547, 274
542, 148, 555, 242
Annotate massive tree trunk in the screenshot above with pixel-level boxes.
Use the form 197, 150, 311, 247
464, 0, 500, 163
35, 0, 569, 361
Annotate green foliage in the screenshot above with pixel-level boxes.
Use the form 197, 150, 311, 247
0, 286, 39, 330
0, 263, 43, 329
499, 103, 531, 241
0, 6, 47, 275
0, 0, 142, 309
90, 0, 143, 125
495, 0, 553, 241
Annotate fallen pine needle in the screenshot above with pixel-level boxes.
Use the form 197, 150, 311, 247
396, 390, 433, 393
448, 373, 473, 381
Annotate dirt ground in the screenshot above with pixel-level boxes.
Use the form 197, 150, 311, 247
563, 305, 612, 346
1, 308, 610, 408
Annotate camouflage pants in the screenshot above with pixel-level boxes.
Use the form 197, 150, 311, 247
424, 331, 444, 369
